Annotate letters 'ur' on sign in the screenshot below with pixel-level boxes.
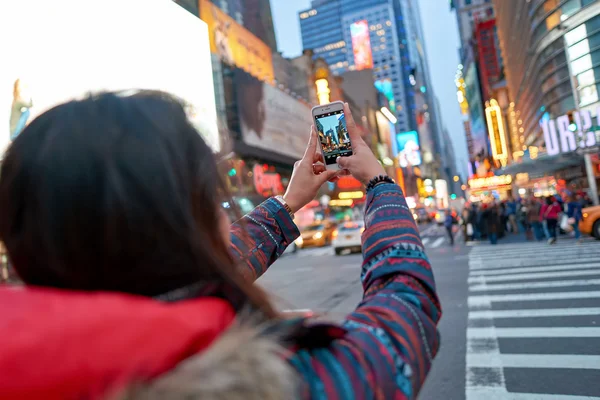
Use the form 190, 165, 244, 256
541, 108, 599, 156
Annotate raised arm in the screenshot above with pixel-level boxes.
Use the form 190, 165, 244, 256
289, 183, 441, 399
288, 104, 441, 399
229, 198, 299, 281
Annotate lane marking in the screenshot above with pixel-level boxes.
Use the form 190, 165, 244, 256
467, 387, 600, 400
468, 307, 600, 319
467, 327, 600, 338
469, 263, 600, 276
468, 269, 600, 284
467, 353, 600, 370
469, 278, 600, 292
470, 246, 600, 258
469, 258, 600, 270
469, 290, 600, 307
431, 237, 445, 248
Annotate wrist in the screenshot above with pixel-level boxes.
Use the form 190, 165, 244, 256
281, 194, 301, 214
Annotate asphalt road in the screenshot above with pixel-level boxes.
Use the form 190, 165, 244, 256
259, 223, 600, 399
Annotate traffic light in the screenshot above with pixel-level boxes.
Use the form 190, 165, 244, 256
228, 168, 237, 177
450, 194, 457, 200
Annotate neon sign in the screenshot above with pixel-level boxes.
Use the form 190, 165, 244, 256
253, 164, 284, 196
485, 99, 508, 163
468, 175, 512, 190
315, 78, 330, 105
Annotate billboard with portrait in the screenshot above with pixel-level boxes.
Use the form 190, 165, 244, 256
396, 131, 422, 168
1, 0, 219, 155
350, 20, 374, 71
200, 0, 274, 82
235, 69, 312, 160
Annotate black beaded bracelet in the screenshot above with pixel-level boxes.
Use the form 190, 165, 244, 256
365, 175, 395, 192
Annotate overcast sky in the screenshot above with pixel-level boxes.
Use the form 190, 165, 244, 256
270, 0, 469, 178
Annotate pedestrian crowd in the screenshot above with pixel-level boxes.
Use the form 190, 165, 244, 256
459, 192, 593, 245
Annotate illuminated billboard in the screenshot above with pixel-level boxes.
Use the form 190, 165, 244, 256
485, 99, 508, 162
375, 79, 396, 113
2, 0, 219, 154
350, 20, 373, 71
200, 0, 274, 82
396, 131, 422, 168
235, 69, 313, 160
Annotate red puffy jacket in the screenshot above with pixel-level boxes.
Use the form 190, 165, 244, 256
0, 286, 235, 399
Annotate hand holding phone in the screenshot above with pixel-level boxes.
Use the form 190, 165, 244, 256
312, 101, 353, 170
315, 103, 386, 184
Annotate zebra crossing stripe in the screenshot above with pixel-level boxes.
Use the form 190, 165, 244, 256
468, 268, 600, 283
467, 353, 600, 370
431, 237, 445, 248
469, 278, 600, 292
467, 387, 600, 400
469, 263, 600, 275
468, 290, 600, 307
468, 307, 600, 319
469, 257, 600, 269
467, 326, 600, 338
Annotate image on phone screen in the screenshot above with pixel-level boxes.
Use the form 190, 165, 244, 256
315, 110, 352, 165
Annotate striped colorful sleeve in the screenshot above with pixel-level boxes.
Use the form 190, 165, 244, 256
230, 197, 300, 281
289, 183, 442, 400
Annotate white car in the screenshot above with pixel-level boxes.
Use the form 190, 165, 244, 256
332, 221, 364, 255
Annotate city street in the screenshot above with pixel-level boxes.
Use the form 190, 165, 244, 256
259, 225, 600, 399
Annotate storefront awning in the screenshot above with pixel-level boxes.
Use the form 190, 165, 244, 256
500, 152, 583, 176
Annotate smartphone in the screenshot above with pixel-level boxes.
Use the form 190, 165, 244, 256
312, 101, 353, 170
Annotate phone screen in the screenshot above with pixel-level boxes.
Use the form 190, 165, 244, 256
314, 110, 352, 165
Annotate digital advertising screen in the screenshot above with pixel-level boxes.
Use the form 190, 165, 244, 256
375, 79, 396, 114
1, 0, 219, 156
315, 110, 352, 165
396, 130, 422, 168
350, 20, 373, 71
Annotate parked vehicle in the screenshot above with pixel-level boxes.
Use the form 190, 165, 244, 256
332, 221, 364, 255
414, 207, 432, 224
580, 205, 600, 239
435, 210, 446, 226
295, 221, 337, 248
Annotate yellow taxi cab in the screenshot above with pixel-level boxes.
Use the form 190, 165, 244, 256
580, 205, 600, 239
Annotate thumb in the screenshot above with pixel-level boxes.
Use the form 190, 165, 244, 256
336, 155, 354, 170
317, 169, 339, 185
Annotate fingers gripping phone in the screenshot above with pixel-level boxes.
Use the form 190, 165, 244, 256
312, 101, 353, 170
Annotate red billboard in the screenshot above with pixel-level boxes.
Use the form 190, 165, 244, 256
350, 20, 373, 70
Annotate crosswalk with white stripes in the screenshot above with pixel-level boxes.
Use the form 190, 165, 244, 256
466, 239, 600, 399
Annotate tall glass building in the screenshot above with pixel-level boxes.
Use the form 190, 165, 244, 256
299, 0, 441, 151
493, 0, 600, 149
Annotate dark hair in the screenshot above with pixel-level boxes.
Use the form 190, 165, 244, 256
0, 91, 276, 317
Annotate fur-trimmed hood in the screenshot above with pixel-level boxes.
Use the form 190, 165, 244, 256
124, 317, 299, 400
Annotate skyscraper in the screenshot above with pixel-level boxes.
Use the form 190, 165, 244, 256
205, 0, 278, 52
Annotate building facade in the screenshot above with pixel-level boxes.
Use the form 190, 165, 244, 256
493, 0, 600, 151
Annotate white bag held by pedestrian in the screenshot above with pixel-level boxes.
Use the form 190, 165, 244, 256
560, 214, 573, 232
466, 223, 474, 236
